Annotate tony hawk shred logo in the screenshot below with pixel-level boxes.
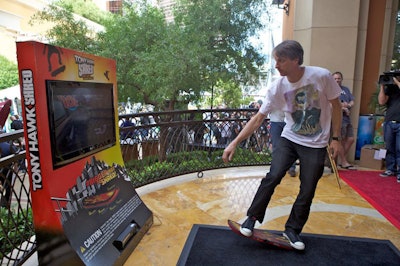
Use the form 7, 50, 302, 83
74, 55, 94, 80
21, 69, 43, 191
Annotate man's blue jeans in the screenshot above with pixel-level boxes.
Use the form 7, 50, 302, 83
270, 121, 296, 172
246, 137, 326, 234
383, 121, 400, 173
270, 121, 286, 151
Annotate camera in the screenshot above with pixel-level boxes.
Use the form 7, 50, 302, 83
378, 70, 400, 85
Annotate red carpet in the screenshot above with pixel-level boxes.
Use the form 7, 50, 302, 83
339, 170, 400, 230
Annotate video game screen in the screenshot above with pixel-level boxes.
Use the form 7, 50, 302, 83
46, 80, 116, 168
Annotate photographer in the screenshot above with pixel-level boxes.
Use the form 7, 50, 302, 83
378, 74, 400, 183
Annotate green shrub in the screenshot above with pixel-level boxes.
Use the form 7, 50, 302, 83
0, 207, 34, 259
125, 149, 271, 186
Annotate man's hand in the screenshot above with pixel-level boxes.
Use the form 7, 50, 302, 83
393, 77, 400, 88
329, 140, 343, 159
222, 143, 236, 163
342, 107, 350, 116
222, 112, 266, 163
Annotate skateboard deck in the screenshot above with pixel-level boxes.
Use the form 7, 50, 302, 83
228, 219, 293, 250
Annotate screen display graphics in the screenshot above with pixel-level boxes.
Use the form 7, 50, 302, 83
46, 80, 116, 168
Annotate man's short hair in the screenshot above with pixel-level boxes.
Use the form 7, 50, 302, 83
333, 71, 343, 78
273, 40, 304, 65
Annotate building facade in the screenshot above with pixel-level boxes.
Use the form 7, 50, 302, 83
278, 0, 398, 160
0, 0, 52, 62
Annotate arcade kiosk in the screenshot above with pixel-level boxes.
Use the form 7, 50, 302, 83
16, 42, 153, 265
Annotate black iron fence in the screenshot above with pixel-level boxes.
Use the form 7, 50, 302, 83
119, 109, 272, 186
0, 108, 272, 265
0, 130, 35, 265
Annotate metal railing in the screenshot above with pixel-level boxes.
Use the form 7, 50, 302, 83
0, 130, 35, 265
0, 108, 272, 265
119, 109, 272, 186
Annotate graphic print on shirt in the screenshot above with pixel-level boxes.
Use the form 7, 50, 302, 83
285, 84, 322, 136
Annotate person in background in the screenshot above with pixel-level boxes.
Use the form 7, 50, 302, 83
10, 115, 23, 131
230, 113, 241, 143
332, 71, 356, 170
269, 110, 297, 177
120, 117, 138, 140
0, 140, 17, 207
222, 40, 343, 250
210, 113, 222, 145
220, 113, 232, 146
257, 119, 269, 151
378, 75, 400, 183
9, 115, 26, 172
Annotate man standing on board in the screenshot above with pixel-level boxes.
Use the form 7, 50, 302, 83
222, 40, 343, 250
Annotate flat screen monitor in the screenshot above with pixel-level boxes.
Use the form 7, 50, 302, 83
46, 80, 116, 168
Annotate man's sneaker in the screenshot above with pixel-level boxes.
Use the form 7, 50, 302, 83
283, 229, 305, 250
239, 216, 256, 237
380, 170, 395, 177
397, 174, 400, 183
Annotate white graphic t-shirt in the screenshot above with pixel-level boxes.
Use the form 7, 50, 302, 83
259, 66, 341, 148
